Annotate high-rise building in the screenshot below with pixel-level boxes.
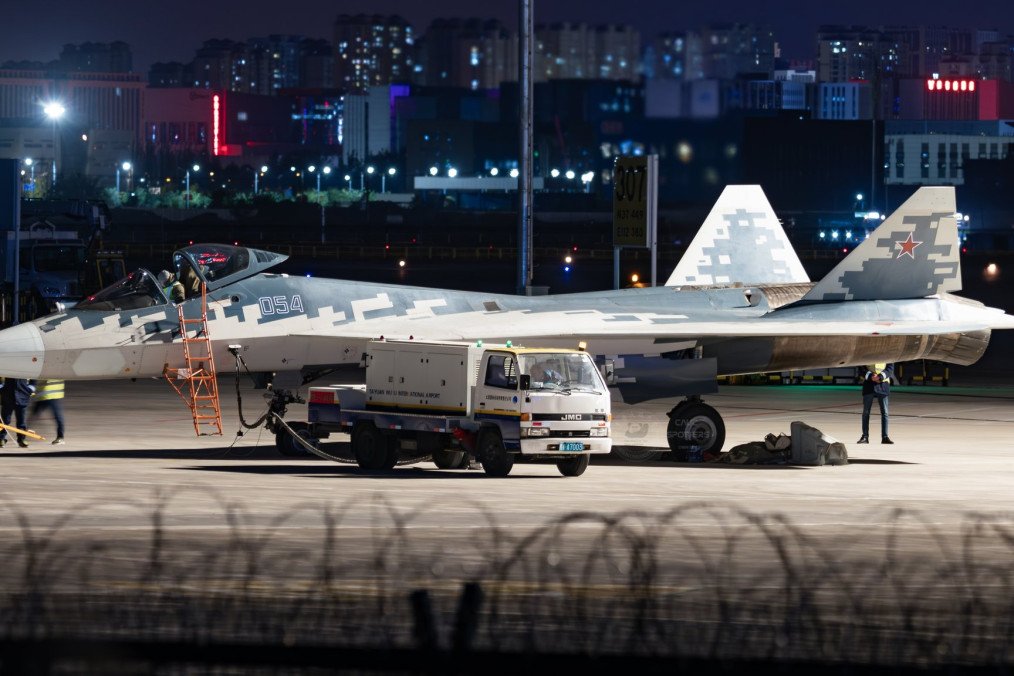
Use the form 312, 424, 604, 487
342, 84, 411, 165
650, 33, 687, 80
299, 39, 335, 90
817, 26, 903, 83
333, 14, 414, 94
416, 18, 516, 90
535, 23, 640, 82
684, 24, 776, 81
56, 42, 133, 73
191, 39, 247, 91
246, 35, 305, 94
148, 62, 192, 88
977, 39, 1014, 82
151, 37, 336, 94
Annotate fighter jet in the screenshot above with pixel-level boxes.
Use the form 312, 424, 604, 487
0, 185, 1010, 456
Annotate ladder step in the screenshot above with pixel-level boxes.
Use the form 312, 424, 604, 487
169, 283, 223, 437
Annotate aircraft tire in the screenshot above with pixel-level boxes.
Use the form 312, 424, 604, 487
352, 423, 391, 470
478, 429, 513, 477
666, 402, 726, 458
557, 454, 590, 477
433, 448, 467, 469
275, 421, 314, 457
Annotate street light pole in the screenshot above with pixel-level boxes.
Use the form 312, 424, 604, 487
318, 166, 331, 243
255, 165, 267, 194
185, 164, 200, 209
117, 161, 132, 194
24, 159, 34, 195
44, 101, 66, 191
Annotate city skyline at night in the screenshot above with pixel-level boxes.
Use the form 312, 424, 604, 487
1, 0, 1013, 72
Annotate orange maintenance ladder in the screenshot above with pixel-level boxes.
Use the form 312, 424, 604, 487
163, 283, 223, 436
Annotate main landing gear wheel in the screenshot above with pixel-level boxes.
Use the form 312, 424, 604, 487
666, 402, 726, 459
275, 421, 317, 457
557, 454, 590, 477
478, 430, 513, 477
432, 449, 469, 469
352, 423, 396, 470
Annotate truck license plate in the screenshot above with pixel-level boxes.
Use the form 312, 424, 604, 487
560, 442, 585, 451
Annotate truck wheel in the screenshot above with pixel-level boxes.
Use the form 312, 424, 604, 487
557, 454, 590, 477
275, 421, 315, 457
666, 402, 726, 458
352, 423, 391, 470
478, 430, 513, 477
433, 448, 467, 469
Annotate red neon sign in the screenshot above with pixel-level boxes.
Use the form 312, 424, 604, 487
926, 79, 977, 94
212, 94, 221, 156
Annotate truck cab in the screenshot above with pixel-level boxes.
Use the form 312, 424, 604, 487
474, 346, 612, 470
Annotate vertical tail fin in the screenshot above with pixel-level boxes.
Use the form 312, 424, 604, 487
666, 185, 809, 287
801, 187, 960, 302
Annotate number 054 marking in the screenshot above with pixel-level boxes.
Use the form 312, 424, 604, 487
259, 295, 304, 315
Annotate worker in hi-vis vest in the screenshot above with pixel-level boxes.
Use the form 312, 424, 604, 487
31, 379, 66, 445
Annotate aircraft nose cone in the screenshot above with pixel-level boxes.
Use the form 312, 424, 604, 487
0, 322, 44, 379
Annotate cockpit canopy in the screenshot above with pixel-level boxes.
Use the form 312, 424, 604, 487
173, 244, 287, 291
75, 269, 166, 311
74, 244, 288, 311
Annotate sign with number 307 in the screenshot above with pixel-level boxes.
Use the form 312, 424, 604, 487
613, 156, 657, 247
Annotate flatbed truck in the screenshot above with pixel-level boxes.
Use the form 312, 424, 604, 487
306, 339, 612, 477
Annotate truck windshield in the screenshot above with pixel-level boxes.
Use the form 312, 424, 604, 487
75, 269, 168, 311
521, 353, 601, 391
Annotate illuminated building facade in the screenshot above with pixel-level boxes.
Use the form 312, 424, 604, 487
0, 68, 143, 183
415, 18, 516, 90
885, 120, 1013, 185
333, 14, 414, 94
683, 24, 776, 81
534, 23, 640, 83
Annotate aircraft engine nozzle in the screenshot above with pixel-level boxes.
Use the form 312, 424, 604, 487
712, 331, 991, 376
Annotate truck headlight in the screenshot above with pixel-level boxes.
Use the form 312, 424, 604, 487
522, 427, 550, 437
589, 427, 609, 437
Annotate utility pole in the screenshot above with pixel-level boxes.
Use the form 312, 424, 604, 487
517, 0, 534, 295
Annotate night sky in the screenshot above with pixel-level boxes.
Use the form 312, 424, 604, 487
2, 1, 1013, 72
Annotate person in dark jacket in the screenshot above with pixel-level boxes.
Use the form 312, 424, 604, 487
858, 363, 894, 444
0, 378, 36, 448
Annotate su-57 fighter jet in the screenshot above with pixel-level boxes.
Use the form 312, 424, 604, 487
0, 185, 1010, 456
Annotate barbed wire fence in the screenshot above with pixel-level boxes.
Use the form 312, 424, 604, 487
0, 489, 1012, 672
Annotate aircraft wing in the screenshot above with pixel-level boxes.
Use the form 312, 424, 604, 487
290, 304, 1014, 343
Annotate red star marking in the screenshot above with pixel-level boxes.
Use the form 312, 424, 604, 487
895, 233, 923, 259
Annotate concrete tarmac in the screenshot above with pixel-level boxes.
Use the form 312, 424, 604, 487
2, 377, 1013, 666
0, 377, 1011, 535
